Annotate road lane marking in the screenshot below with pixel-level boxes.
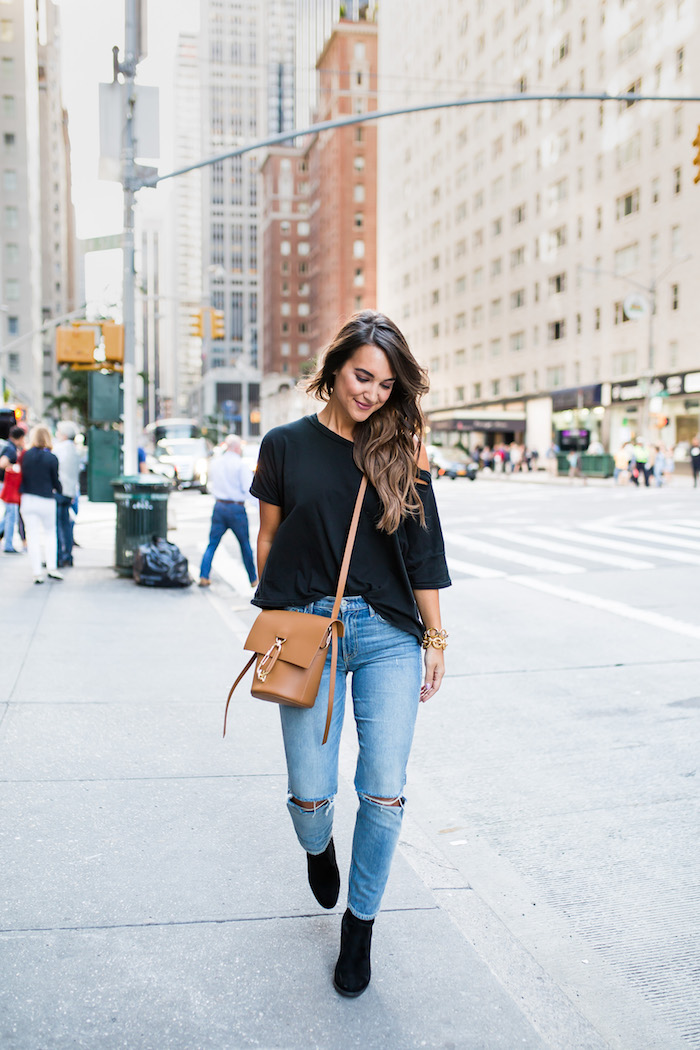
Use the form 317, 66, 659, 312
509, 575, 700, 640
632, 520, 700, 538
529, 526, 700, 566
447, 557, 507, 579
581, 523, 700, 552
484, 528, 654, 570
443, 532, 585, 575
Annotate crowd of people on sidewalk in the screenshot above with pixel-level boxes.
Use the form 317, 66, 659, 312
612, 438, 689, 488
0, 420, 84, 584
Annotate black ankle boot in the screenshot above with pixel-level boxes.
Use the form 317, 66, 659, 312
333, 908, 374, 997
307, 838, 340, 909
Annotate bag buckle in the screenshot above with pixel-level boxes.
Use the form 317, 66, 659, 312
257, 637, 286, 682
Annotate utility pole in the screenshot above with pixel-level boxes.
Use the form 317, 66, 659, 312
119, 0, 138, 476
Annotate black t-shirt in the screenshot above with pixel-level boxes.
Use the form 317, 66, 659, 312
250, 414, 451, 640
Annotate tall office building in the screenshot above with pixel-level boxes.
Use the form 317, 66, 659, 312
308, 19, 378, 355
1, 0, 43, 412
0, 0, 75, 417
38, 0, 77, 411
191, 0, 296, 438
378, 0, 700, 456
170, 31, 203, 413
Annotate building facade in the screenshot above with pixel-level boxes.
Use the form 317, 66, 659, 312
1, 0, 43, 413
307, 19, 378, 355
378, 0, 700, 457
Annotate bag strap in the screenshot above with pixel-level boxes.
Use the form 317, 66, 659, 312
223, 476, 368, 745
320, 475, 367, 743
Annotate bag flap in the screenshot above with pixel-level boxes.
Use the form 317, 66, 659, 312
245, 609, 343, 669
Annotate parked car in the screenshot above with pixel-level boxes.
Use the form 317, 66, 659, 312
148, 437, 211, 492
427, 445, 478, 481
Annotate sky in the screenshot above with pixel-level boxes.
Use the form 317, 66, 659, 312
57, 0, 200, 309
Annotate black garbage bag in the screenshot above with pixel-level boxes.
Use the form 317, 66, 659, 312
133, 536, 192, 588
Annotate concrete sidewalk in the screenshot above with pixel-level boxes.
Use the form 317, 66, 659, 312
0, 509, 611, 1050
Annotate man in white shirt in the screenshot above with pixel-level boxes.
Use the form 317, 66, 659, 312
198, 434, 257, 587
54, 421, 83, 567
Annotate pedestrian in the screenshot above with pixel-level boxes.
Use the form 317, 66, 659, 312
250, 311, 450, 997
20, 425, 63, 584
691, 437, 700, 489
0, 426, 26, 554
53, 421, 82, 567
198, 434, 257, 588
613, 442, 630, 485
652, 445, 666, 488
633, 438, 650, 487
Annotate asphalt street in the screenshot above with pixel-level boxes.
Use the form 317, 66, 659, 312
1, 468, 698, 1050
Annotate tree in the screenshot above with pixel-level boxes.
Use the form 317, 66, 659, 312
45, 367, 89, 427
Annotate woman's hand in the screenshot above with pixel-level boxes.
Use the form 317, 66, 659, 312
420, 646, 445, 702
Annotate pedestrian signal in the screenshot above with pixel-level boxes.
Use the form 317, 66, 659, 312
693, 125, 700, 184
102, 322, 124, 363
212, 309, 225, 340
56, 326, 96, 365
190, 310, 204, 339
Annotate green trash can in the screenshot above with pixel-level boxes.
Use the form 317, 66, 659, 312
111, 475, 172, 576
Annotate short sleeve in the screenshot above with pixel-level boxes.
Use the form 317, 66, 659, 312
401, 471, 451, 589
250, 431, 282, 506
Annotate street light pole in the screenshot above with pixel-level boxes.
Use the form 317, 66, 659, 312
119, 0, 138, 477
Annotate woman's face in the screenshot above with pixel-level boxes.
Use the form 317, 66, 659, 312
331, 344, 396, 426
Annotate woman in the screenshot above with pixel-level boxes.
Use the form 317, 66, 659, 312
250, 311, 450, 997
20, 425, 63, 584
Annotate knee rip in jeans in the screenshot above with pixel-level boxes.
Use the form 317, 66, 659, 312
360, 792, 405, 809
289, 796, 333, 813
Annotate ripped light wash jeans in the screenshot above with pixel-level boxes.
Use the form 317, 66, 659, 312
280, 596, 422, 921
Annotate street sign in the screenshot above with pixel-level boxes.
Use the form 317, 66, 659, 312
623, 293, 648, 320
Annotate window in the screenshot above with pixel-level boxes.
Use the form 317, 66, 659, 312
492, 217, 502, 236
353, 269, 364, 287
671, 225, 682, 256
280, 240, 291, 256
651, 178, 660, 204
3, 132, 14, 151
490, 298, 502, 319
548, 320, 566, 341
615, 189, 640, 220
549, 272, 567, 294
594, 307, 601, 331
455, 311, 466, 330
613, 301, 631, 325
551, 226, 567, 250
2, 94, 14, 117
297, 221, 310, 236
0, 19, 14, 42
5, 277, 19, 300
510, 288, 526, 309
472, 305, 483, 327
1, 56, 13, 77
354, 213, 364, 228
512, 203, 526, 225
353, 184, 365, 203
546, 366, 565, 388
676, 47, 685, 75
353, 156, 365, 172
671, 283, 679, 310
473, 382, 482, 399
612, 350, 637, 375
5, 241, 18, 265
510, 374, 525, 393
4, 205, 17, 228
491, 379, 501, 396
510, 331, 525, 352
510, 245, 525, 268
297, 242, 310, 256
674, 167, 681, 194
614, 243, 639, 274
490, 338, 502, 356
490, 258, 502, 278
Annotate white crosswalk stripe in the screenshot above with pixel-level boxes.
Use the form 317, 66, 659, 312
443, 532, 585, 575
483, 528, 654, 570
580, 522, 700, 552
446, 557, 507, 579
631, 520, 700, 539
527, 526, 700, 566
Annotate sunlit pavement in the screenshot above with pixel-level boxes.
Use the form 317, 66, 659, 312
1, 478, 697, 1049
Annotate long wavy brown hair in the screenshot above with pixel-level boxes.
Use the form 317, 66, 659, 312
306, 311, 429, 533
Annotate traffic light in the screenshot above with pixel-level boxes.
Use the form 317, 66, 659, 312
212, 309, 226, 340
101, 322, 124, 364
654, 414, 669, 429
56, 325, 96, 365
189, 309, 204, 338
693, 125, 700, 184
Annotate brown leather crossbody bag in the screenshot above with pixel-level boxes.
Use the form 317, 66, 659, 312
223, 476, 368, 745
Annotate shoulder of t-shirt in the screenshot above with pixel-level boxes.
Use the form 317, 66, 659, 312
260, 415, 314, 449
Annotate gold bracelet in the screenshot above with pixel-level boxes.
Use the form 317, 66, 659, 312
422, 627, 448, 650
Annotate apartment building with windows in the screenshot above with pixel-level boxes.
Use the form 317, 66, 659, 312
307, 19, 378, 354
378, 0, 700, 456
1, 0, 43, 412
